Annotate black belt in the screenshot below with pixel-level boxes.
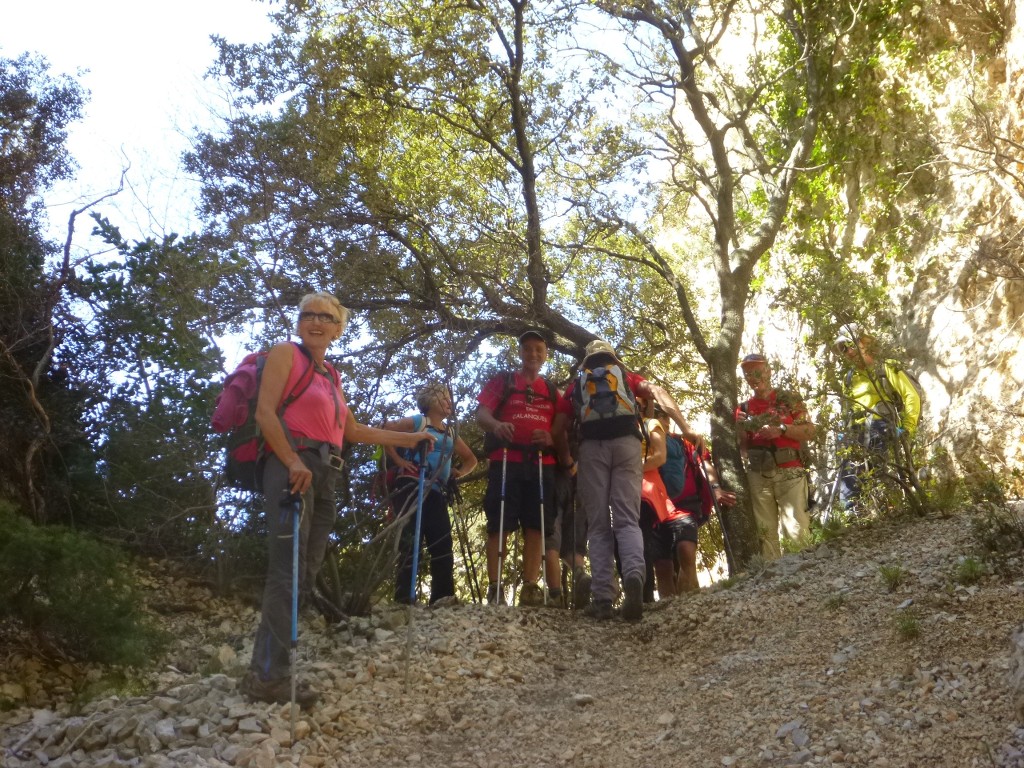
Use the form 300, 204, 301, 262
294, 437, 344, 470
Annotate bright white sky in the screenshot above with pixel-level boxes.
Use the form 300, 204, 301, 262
0, 0, 276, 247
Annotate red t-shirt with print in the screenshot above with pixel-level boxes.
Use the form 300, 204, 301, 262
477, 371, 558, 464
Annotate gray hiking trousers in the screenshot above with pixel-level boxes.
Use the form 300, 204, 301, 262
250, 450, 339, 682
577, 435, 645, 603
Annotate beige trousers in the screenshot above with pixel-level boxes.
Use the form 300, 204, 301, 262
747, 466, 809, 559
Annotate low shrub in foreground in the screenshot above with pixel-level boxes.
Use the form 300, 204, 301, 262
0, 502, 167, 666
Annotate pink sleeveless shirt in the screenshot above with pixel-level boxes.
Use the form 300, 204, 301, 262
278, 343, 347, 450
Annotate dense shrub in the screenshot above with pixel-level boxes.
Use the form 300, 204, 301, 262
0, 502, 167, 666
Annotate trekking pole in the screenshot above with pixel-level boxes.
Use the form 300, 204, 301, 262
695, 453, 735, 574
404, 439, 431, 690
407, 440, 431, 604
537, 448, 547, 606
447, 478, 482, 602
495, 446, 508, 606
281, 490, 304, 743
569, 468, 579, 611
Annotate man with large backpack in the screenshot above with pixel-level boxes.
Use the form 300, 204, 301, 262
476, 329, 563, 606
737, 353, 817, 558
552, 339, 699, 622
833, 324, 922, 512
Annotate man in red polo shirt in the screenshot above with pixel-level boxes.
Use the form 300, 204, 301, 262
737, 353, 816, 558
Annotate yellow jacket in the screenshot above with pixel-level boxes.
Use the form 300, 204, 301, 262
847, 361, 920, 437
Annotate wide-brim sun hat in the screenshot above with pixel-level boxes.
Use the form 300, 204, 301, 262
582, 338, 622, 366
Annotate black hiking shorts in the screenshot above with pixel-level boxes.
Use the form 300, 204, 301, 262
484, 461, 555, 534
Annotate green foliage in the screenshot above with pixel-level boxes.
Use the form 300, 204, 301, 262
780, 531, 814, 555
774, 579, 801, 593
71, 220, 226, 553
878, 564, 906, 592
809, 511, 849, 543
0, 502, 167, 665
969, 501, 1024, 565
925, 473, 971, 516
954, 556, 986, 586
0, 53, 95, 525
712, 574, 743, 591
67, 668, 154, 715
963, 467, 1007, 506
824, 593, 847, 610
894, 608, 921, 641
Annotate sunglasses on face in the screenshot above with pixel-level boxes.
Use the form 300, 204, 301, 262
299, 311, 341, 324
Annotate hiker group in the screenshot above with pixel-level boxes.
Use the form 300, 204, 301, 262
214, 295, 922, 708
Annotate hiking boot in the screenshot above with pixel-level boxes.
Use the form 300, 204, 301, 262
239, 671, 319, 710
582, 600, 614, 621
430, 595, 460, 609
622, 573, 644, 623
518, 582, 545, 607
571, 568, 592, 609
546, 589, 566, 608
486, 583, 506, 606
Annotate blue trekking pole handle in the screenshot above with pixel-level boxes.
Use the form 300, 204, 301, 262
408, 440, 431, 605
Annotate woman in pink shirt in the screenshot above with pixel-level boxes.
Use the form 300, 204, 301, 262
242, 292, 432, 709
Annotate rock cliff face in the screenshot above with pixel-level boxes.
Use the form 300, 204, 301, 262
895, 1, 1024, 486
744, 2, 1024, 490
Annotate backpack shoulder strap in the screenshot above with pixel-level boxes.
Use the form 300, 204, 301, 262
542, 376, 558, 403
490, 370, 515, 418
877, 360, 901, 400
278, 342, 318, 412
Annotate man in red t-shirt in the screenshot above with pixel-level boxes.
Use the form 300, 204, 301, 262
477, 329, 561, 606
736, 353, 816, 558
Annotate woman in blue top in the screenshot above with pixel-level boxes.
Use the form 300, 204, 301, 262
383, 381, 477, 604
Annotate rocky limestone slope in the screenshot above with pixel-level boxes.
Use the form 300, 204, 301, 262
3, 507, 1024, 768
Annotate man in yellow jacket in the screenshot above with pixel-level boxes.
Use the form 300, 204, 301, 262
834, 324, 921, 512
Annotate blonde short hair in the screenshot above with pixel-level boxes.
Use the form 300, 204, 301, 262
298, 292, 349, 331
416, 380, 450, 414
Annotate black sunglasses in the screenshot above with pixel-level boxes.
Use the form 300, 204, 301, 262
299, 311, 341, 324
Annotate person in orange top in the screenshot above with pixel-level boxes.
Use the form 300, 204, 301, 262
736, 354, 815, 559
650, 401, 735, 593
